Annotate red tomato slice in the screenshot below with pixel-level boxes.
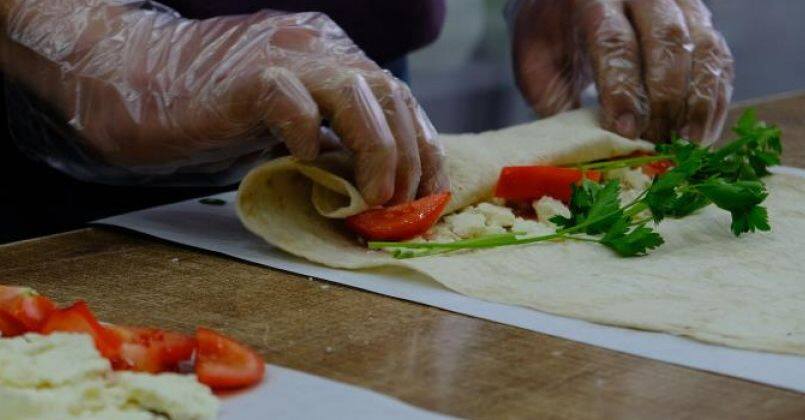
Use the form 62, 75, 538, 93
0, 311, 26, 337
642, 159, 674, 177
195, 327, 265, 390
345, 192, 452, 241
108, 325, 196, 373
0, 286, 56, 333
0, 285, 23, 304
41, 301, 122, 359
622, 151, 674, 177
494, 166, 601, 203
159, 330, 197, 367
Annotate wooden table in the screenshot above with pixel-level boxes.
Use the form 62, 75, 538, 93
3, 92, 804, 419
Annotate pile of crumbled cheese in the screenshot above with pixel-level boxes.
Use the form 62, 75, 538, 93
410, 167, 652, 244
0, 333, 220, 420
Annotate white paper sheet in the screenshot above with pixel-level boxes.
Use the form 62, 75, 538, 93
96, 167, 805, 394
221, 365, 450, 419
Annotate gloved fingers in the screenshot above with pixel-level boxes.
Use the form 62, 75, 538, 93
366, 74, 422, 204
309, 70, 397, 206
576, 0, 648, 138
408, 99, 449, 197
512, 1, 582, 117
317, 126, 344, 152
258, 67, 322, 161
627, 0, 694, 142
675, 0, 734, 144
515, 49, 582, 117
706, 76, 732, 145
381, 81, 450, 198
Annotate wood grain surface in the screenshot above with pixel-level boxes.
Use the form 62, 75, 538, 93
2, 93, 804, 419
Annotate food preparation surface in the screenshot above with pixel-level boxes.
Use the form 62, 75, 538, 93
2, 92, 804, 419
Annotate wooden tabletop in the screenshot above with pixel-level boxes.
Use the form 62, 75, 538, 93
3, 92, 805, 419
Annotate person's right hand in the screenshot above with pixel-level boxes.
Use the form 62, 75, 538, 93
2, 0, 448, 205
511, 0, 734, 145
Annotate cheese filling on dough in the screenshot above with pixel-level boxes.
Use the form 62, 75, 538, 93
408, 167, 649, 245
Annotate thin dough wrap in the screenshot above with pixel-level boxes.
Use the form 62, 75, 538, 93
237, 109, 805, 356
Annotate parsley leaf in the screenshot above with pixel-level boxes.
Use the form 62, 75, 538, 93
552, 179, 623, 234
582, 180, 624, 234
729, 206, 771, 236
706, 108, 782, 181
644, 145, 707, 221
692, 178, 770, 236
601, 222, 665, 257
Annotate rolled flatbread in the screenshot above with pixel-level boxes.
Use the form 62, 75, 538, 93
237, 109, 805, 356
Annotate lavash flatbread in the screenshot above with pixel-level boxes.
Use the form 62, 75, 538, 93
237, 109, 805, 356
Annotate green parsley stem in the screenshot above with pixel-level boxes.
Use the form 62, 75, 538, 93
564, 236, 602, 243
574, 154, 673, 171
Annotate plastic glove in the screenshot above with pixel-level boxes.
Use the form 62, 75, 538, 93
1, 0, 447, 205
510, 0, 734, 144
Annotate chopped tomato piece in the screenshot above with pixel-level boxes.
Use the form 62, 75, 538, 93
108, 325, 196, 373
0, 285, 24, 304
0, 311, 26, 337
642, 159, 674, 177
195, 327, 265, 390
494, 166, 601, 203
345, 192, 452, 241
159, 330, 197, 367
622, 151, 674, 177
41, 301, 121, 359
0, 286, 56, 333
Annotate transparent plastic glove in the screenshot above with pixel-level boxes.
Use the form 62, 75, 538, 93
1, 0, 447, 204
510, 0, 734, 144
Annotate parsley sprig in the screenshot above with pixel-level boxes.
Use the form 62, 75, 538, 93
369, 109, 781, 258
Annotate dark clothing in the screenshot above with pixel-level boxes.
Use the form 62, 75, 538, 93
161, 0, 446, 65
0, 1, 444, 244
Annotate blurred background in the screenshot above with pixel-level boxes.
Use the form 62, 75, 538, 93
408, 0, 805, 134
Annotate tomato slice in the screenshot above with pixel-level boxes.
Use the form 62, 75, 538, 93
41, 301, 122, 359
0, 285, 23, 304
0, 311, 26, 337
108, 325, 196, 373
345, 192, 452, 241
642, 159, 674, 177
195, 327, 265, 390
494, 166, 601, 203
159, 330, 197, 367
0, 286, 56, 333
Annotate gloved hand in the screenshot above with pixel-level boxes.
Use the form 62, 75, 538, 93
511, 0, 734, 144
1, 0, 447, 205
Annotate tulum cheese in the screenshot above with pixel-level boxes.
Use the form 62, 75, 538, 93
533, 196, 571, 225
0, 333, 219, 420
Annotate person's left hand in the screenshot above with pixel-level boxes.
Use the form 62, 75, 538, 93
511, 0, 734, 145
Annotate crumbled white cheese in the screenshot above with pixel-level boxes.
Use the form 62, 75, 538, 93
422, 224, 460, 242
533, 196, 571, 225
484, 224, 508, 235
512, 219, 555, 237
0, 333, 219, 420
0, 332, 109, 388
444, 212, 488, 238
474, 202, 516, 228
0, 381, 157, 420
488, 197, 507, 206
412, 198, 561, 246
114, 372, 220, 420
605, 167, 652, 191
385, 165, 657, 254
